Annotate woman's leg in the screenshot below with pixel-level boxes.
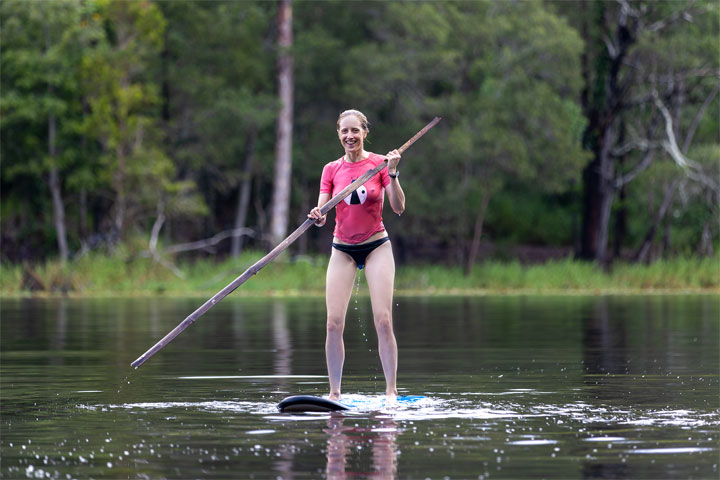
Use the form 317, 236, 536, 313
325, 248, 357, 400
363, 241, 398, 401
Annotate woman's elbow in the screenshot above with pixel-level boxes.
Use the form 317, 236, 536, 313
392, 203, 405, 215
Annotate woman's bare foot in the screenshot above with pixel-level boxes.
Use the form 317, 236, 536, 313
385, 391, 398, 407
329, 392, 341, 401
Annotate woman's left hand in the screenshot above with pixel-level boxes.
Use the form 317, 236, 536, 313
386, 149, 401, 174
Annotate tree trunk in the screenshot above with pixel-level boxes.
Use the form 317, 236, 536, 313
613, 123, 627, 258
697, 221, 714, 257
80, 96, 90, 241
114, 145, 127, 236
613, 182, 627, 258
633, 179, 678, 263
48, 112, 69, 263
581, 124, 616, 264
79, 188, 88, 239
579, 156, 602, 260
578, 0, 634, 263
44, 20, 68, 263
465, 191, 491, 276
231, 129, 256, 257
269, 0, 294, 247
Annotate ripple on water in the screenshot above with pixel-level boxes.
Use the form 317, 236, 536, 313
629, 447, 715, 454
507, 439, 558, 446
583, 436, 627, 442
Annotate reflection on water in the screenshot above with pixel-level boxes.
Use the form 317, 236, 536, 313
1, 295, 718, 479
325, 414, 398, 479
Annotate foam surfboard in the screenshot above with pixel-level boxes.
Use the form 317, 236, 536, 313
277, 395, 349, 413
277, 395, 426, 413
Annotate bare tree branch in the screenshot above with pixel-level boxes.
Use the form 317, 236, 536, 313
646, 0, 701, 33
148, 197, 185, 279
683, 84, 719, 152
611, 138, 664, 157
613, 114, 661, 188
654, 90, 692, 168
164, 228, 255, 255
615, 148, 657, 189
148, 199, 165, 254
654, 90, 720, 194
603, 34, 618, 59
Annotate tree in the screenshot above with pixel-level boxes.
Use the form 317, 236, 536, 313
335, 1, 587, 272
1, 0, 88, 261
563, 0, 719, 264
158, 0, 275, 256
80, 0, 169, 239
269, 0, 294, 247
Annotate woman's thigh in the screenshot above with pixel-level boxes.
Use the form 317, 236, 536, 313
363, 241, 395, 316
326, 248, 358, 322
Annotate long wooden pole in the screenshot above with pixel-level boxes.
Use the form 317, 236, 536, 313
130, 117, 440, 368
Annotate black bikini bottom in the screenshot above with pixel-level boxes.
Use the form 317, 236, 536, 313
332, 237, 390, 270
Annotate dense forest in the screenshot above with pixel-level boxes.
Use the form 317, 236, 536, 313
2, 0, 718, 271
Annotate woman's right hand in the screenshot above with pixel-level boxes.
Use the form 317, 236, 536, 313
308, 207, 326, 227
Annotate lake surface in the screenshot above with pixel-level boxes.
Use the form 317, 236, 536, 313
1, 294, 718, 479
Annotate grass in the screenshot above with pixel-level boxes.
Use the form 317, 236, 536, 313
1, 251, 718, 297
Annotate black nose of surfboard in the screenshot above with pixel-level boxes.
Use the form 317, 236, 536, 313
277, 395, 349, 413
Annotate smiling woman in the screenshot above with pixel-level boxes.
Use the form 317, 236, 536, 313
307, 109, 407, 404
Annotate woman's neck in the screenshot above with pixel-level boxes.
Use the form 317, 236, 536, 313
344, 149, 368, 163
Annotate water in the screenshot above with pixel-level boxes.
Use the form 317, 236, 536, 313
1, 295, 718, 479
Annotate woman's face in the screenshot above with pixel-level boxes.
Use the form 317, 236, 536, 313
337, 115, 367, 155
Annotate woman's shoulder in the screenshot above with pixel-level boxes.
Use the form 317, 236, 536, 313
366, 152, 386, 165
323, 157, 344, 170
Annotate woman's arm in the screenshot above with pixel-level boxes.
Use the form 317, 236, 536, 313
308, 192, 331, 226
385, 150, 405, 215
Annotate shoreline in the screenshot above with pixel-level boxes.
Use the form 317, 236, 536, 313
3, 286, 718, 299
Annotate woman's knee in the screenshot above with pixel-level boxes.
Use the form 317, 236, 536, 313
326, 315, 345, 334
373, 310, 393, 333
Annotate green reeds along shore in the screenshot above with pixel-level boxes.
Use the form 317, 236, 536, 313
1, 252, 718, 296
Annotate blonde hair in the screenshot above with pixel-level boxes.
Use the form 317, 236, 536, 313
337, 109, 370, 132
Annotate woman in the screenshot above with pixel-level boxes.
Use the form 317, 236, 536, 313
308, 109, 404, 404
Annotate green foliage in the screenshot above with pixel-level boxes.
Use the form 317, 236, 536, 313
0, 0, 715, 266
486, 188, 576, 245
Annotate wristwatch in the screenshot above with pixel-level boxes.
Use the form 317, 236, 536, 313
388, 170, 400, 179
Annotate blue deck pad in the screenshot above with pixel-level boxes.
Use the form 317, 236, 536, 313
339, 395, 426, 411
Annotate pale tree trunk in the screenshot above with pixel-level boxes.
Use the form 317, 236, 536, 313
113, 70, 132, 237
697, 221, 714, 257
231, 129, 256, 257
465, 190, 491, 276
79, 97, 90, 240
44, 20, 68, 263
114, 145, 127, 235
79, 188, 88, 239
148, 196, 184, 279
269, 0, 294, 247
48, 111, 69, 263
